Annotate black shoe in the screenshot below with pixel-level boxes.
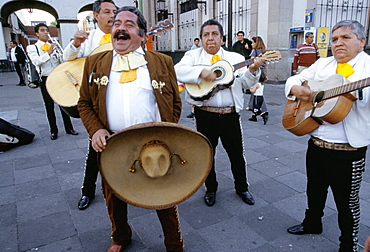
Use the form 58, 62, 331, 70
237, 191, 255, 205
50, 133, 58, 140
66, 129, 78, 135
78, 195, 95, 210
262, 113, 269, 125
248, 115, 257, 122
204, 192, 216, 206
17, 83, 26, 86
287, 224, 322, 235
186, 112, 194, 118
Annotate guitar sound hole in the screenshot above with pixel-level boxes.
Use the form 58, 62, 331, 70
214, 69, 223, 78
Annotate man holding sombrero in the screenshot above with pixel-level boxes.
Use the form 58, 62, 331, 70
78, 6, 186, 252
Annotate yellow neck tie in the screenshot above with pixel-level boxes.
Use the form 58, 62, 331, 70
211, 55, 222, 64
112, 52, 148, 83
99, 33, 112, 45
336, 63, 354, 78
40, 43, 50, 52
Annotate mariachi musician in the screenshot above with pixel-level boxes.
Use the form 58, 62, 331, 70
285, 20, 370, 252
63, 0, 118, 210
77, 6, 183, 251
27, 23, 78, 141
175, 19, 264, 207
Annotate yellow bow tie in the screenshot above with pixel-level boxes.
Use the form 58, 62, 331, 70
112, 52, 148, 83
211, 55, 222, 64
99, 33, 112, 45
336, 63, 354, 78
40, 43, 50, 52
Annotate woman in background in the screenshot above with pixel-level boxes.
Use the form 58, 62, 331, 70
247, 36, 269, 124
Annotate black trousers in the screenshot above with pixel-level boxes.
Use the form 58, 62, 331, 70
14, 62, 25, 84
303, 139, 366, 252
194, 107, 248, 193
40, 76, 74, 134
81, 142, 99, 197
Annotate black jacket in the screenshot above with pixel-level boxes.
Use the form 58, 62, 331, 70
232, 38, 252, 60
14, 46, 26, 64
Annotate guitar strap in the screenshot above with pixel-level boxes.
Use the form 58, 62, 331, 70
34, 44, 42, 77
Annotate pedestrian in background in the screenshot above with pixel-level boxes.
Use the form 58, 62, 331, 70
9, 41, 26, 86
247, 36, 268, 124
248, 71, 268, 124
232, 31, 252, 60
190, 37, 201, 50
292, 32, 320, 75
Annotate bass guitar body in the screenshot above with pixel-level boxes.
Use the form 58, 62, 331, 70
282, 74, 357, 136
185, 60, 234, 101
46, 57, 85, 118
46, 43, 113, 118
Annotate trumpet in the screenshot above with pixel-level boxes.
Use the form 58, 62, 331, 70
48, 34, 64, 59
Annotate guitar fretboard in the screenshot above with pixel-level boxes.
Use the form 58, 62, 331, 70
233, 59, 255, 71
323, 76, 370, 100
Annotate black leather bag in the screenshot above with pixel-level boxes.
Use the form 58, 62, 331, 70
0, 118, 35, 151
25, 59, 41, 88
25, 45, 42, 88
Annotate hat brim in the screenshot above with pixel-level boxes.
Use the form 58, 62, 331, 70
98, 122, 213, 210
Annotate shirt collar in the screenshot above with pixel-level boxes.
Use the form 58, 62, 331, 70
113, 46, 145, 58
37, 40, 49, 45
346, 51, 363, 66
202, 48, 223, 59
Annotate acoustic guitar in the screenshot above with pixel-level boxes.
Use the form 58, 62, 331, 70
46, 20, 174, 118
282, 74, 370, 136
185, 50, 282, 101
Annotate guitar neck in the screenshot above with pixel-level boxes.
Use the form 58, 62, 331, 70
233, 58, 255, 71
323, 77, 370, 100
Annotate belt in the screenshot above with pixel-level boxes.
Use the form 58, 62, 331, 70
311, 137, 357, 151
198, 106, 235, 114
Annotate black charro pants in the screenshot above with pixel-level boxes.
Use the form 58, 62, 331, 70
303, 139, 366, 252
81, 142, 99, 197
40, 76, 74, 134
194, 107, 248, 193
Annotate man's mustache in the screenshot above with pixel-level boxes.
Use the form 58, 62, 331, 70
113, 31, 130, 40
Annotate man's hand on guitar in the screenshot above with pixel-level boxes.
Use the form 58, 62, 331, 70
91, 129, 111, 152
290, 85, 314, 102
73, 30, 90, 48
200, 69, 217, 82
249, 57, 265, 74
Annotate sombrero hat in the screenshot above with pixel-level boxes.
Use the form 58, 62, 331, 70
98, 122, 213, 210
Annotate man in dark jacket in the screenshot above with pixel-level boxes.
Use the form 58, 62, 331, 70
232, 31, 252, 59
9, 41, 26, 86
